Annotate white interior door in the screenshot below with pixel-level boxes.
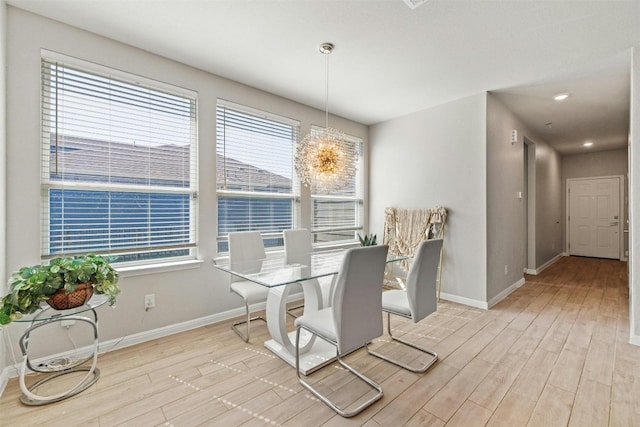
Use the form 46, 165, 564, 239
568, 177, 621, 259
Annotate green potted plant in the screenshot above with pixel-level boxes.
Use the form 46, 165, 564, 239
0, 254, 120, 325
357, 233, 377, 246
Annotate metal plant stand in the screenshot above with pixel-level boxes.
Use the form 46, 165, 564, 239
15, 295, 107, 405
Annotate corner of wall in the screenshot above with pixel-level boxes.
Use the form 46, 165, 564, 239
630, 46, 640, 345
1, 0, 9, 384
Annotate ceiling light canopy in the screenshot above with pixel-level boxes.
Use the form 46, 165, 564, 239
583, 141, 593, 147
294, 43, 358, 193
553, 93, 570, 101
403, 0, 429, 9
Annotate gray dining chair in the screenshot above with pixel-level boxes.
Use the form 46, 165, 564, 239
367, 238, 443, 373
294, 244, 389, 418
228, 231, 269, 342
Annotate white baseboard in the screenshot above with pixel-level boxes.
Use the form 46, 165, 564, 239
630, 333, 640, 347
440, 277, 527, 311
524, 253, 565, 275
439, 292, 488, 310
488, 278, 526, 309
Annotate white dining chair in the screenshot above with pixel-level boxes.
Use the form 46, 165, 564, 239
294, 244, 389, 417
228, 231, 269, 342
283, 229, 326, 317
367, 239, 443, 373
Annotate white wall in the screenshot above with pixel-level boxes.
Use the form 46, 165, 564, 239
486, 94, 562, 303
369, 93, 488, 307
630, 46, 640, 345
0, 0, 8, 385
533, 141, 563, 268
3, 8, 368, 362
562, 148, 629, 256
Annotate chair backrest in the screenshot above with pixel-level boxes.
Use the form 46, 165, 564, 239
283, 229, 312, 266
406, 239, 443, 322
228, 231, 266, 283
332, 245, 389, 354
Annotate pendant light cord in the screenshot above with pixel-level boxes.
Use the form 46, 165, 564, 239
324, 51, 330, 129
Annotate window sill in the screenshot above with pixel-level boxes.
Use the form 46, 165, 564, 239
117, 259, 204, 278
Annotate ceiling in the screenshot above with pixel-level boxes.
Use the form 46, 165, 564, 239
7, 0, 640, 155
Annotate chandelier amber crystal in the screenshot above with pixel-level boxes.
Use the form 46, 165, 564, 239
295, 127, 357, 193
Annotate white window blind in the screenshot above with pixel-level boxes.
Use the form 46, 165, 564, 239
310, 126, 364, 243
216, 101, 300, 251
41, 57, 198, 263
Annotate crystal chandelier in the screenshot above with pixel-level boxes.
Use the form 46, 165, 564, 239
294, 43, 358, 193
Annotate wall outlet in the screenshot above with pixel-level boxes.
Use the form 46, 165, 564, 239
144, 294, 155, 311
504, 265, 508, 275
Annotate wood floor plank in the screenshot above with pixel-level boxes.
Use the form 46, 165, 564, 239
527, 383, 575, 427
446, 400, 492, 427
610, 371, 640, 427
568, 378, 611, 427
508, 348, 558, 401
547, 346, 588, 393
444, 330, 495, 369
113, 408, 167, 427
468, 353, 527, 411
507, 323, 548, 359
476, 327, 521, 363
404, 409, 445, 427
486, 390, 537, 427
424, 358, 494, 421
372, 362, 458, 426
582, 338, 615, 386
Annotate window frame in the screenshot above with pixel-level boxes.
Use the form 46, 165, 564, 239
40, 51, 199, 266
215, 100, 301, 252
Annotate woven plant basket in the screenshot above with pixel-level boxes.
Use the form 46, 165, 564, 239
47, 283, 94, 310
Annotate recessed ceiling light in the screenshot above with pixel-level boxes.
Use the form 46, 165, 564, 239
553, 93, 570, 101
583, 141, 593, 147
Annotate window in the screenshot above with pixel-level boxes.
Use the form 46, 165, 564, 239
309, 127, 364, 243
41, 55, 198, 264
216, 101, 300, 252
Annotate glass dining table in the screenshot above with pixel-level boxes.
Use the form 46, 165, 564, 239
214, 248, 407, 374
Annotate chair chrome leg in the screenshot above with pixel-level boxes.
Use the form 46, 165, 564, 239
366, 312, 438, 373
295, 326, 383, 418
231, 302, 266, 342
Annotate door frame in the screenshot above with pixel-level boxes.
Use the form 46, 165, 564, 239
565, 175, 625, 260
524, 137, 536, 272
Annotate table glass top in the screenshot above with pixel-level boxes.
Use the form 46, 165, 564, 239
214, 248, 407, 287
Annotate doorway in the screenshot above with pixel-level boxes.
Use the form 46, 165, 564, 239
567, 176, 624, 260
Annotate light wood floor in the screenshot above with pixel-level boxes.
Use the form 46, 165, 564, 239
1, 256, 639, 426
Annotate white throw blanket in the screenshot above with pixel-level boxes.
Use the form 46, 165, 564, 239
383, 207, 432, 259
383, 207, 447, 289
